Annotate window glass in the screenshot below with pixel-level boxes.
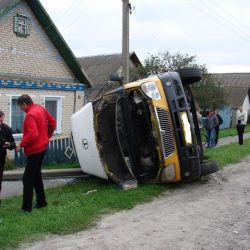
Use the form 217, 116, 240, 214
11, 98, 24, 134
13, 14, 31, 37
18, 18, 26, 34
45, 97, 62, 134
45, 100, 58, 121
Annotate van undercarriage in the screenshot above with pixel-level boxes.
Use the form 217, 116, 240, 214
95, 90, 159, 183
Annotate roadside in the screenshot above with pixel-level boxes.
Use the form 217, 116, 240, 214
22, 157, 250, 250
1, 178, 75, 199
217, 132, 250, 147
0, 138, 250, 249
218, 124, 250, 138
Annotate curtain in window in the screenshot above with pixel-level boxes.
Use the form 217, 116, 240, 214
11, 99, 25, 134
45, 100, 58, 121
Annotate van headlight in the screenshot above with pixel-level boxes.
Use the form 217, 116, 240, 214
141, 82, 161, 100
180, 112, 192, 144
160, 164, 176, 182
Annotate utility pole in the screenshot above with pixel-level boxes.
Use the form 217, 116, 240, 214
122, 0, 130, 85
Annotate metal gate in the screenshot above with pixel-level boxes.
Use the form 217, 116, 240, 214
14, 136, 77, 167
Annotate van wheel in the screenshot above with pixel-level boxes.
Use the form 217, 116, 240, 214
177, 67, 202, 85
200, 161, 219, 176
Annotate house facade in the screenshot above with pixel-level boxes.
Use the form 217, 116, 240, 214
0, 0, 91, 143
213, 73, 250, 128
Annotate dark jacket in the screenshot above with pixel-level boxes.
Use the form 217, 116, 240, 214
215, 114, 223, 129
0, 123, 15, 153
205, 115, 218, 130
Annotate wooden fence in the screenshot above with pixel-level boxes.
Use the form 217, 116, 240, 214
14, 136, 77, 167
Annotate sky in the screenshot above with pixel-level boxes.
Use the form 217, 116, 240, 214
40, 0, 250, 73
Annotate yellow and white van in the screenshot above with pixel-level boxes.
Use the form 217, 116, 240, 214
71, 68, 218, 187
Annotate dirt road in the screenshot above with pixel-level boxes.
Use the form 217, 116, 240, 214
22, 158, 250, 250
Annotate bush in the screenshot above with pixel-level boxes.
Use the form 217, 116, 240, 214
4, 157, 15, 171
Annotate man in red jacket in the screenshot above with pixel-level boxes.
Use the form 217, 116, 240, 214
16, 95, 56, 213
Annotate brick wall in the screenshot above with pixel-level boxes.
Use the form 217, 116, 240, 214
1, 88, 85, 160
0, 88, 85, 137
0, 1, 77, 83
0, 0, 86, 138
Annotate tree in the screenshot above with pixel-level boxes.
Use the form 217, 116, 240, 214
191, 75, 226, 110
129, 50, 226, 110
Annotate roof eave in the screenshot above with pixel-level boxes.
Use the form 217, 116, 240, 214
26, 0, 92, 87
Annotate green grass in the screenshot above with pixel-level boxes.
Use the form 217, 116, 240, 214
204, 138, 250, 169
2, 138, 250, 249
0, 179, 167, 249
219, 124, 250, 138
43, 162, 80, 170
200, 124, 250, 143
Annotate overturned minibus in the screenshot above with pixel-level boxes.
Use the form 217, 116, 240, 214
71, 68, 218, 187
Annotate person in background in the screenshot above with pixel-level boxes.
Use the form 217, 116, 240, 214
16, 95, 56, 213
236, 106, 248, 145
196, 107, 203, 131
0, 111, 15, 204
205, 110, 218, 148
214, 110, 223, 146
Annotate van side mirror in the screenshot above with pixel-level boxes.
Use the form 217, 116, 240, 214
110, 73, 123, 83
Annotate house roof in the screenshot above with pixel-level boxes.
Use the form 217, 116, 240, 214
0, 0, 14, 12
78, 52, 142, 87
0, 0, 91, 87
78, 52, 142, 99
212, 73, 250, 108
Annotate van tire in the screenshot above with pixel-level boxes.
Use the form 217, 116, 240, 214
200, 160, 219, 176
177, 67, 202, 85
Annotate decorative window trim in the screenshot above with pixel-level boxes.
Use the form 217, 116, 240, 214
43, 96, 63, 135
13, 13, 31, 38
9, 95, 23, 138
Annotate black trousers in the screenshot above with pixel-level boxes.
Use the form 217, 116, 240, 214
237, 124, 245, 145
215, 127, 220, 145
22, 150, 46, 212
0, 151, 6, 194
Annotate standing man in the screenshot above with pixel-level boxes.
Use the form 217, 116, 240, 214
0, 111, 15, 204
205, 110, 218, 148
236, 106, 248, 145
196, 107, 203, 131
214, 110, 223, 146
16, 95, 56, 213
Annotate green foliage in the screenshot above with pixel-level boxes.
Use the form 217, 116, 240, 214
129, 65, 148, 82
143, 50, 207, 75
129, 50, 225, 110
191, 75, 226, 110
4, 158, 15, 171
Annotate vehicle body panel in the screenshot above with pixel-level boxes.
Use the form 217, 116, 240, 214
71, 102, 108, 179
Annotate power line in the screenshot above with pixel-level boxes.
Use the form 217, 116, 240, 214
51, 0, 96, 42
130, 15, 170, 50
209, 0, 250, 32
63, 0, 95, 29
183, 0, 250, 44
195, 0, 250, 40
44, 0, 81, 31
